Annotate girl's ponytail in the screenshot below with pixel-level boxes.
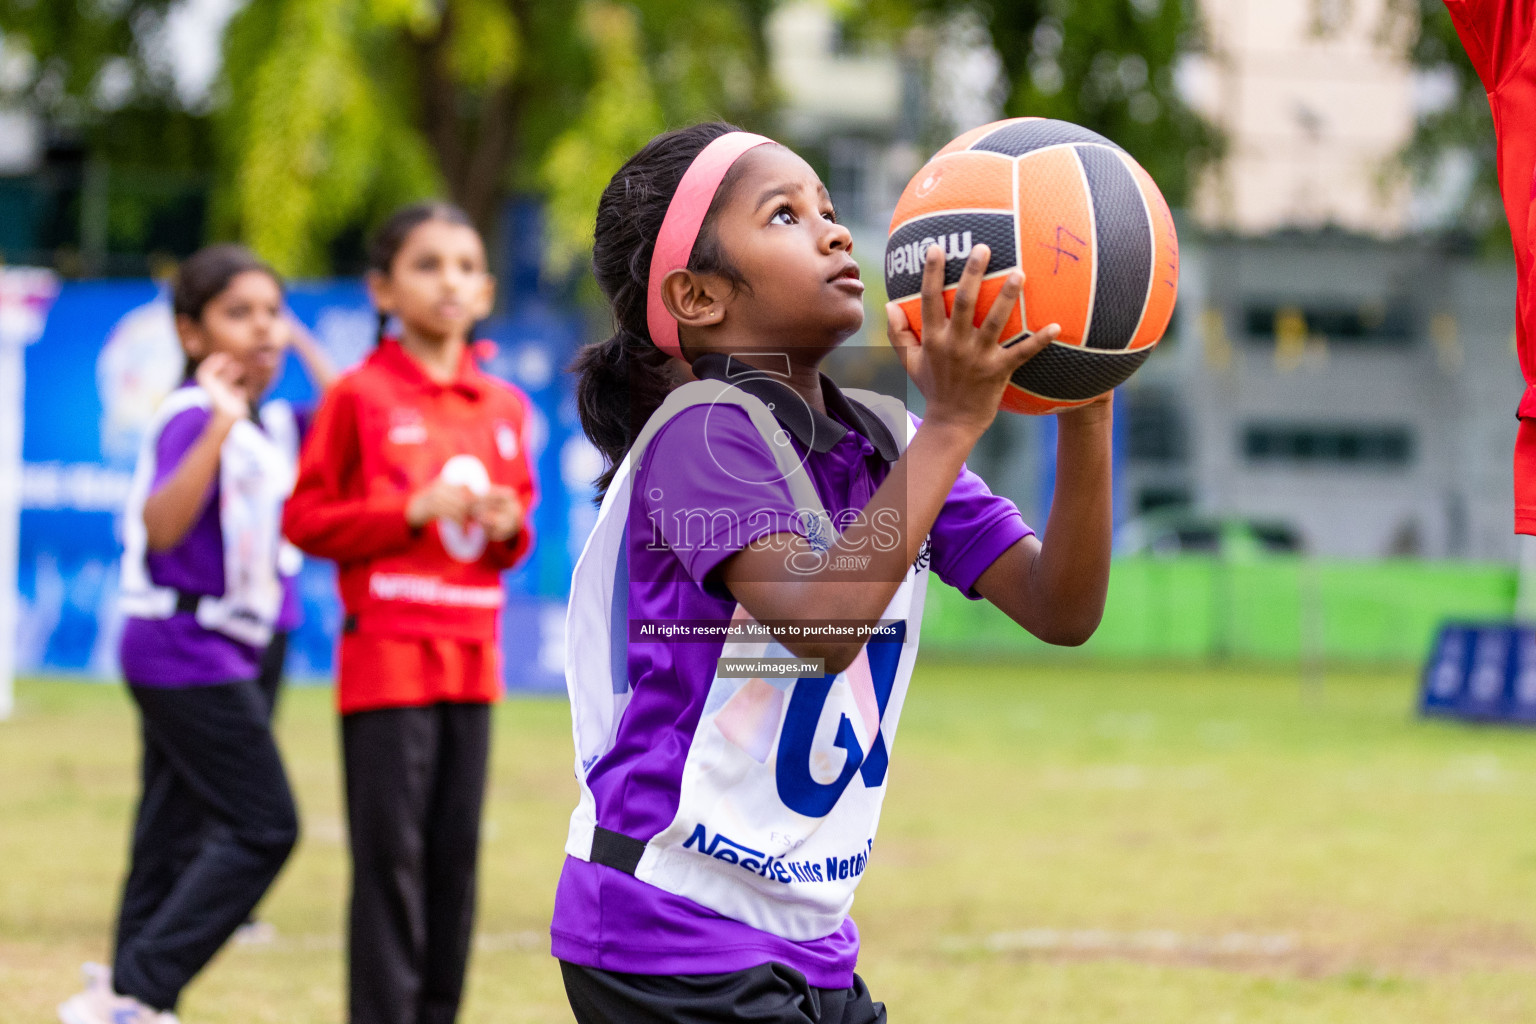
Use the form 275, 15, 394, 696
571, 325, 679, 498
574, 121, 754, 499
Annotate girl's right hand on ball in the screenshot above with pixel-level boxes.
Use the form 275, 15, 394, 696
195, 352, 252, 423
887, 243, 1059, 438
406, 480, 476, 529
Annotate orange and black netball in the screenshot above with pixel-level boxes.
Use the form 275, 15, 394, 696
885, 117, 1179, 415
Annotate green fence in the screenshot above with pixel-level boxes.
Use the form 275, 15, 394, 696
923, 557, 1519, 665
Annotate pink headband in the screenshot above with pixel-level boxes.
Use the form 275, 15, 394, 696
646, 131, 774, 360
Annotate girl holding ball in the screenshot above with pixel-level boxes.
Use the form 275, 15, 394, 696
555, 123, 1114, 1022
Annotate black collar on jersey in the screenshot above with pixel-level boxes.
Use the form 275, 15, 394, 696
689, 351, 900, 463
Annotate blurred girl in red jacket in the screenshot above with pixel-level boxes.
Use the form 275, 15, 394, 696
283, 202, 537, 1024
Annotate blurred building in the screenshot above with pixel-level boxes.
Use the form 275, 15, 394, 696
1139, 0, 1519, 560
1184, 0, 1415, 235
1128, 230, 1517, 560
766, 2, 923, 242
769, 0, 1521, 561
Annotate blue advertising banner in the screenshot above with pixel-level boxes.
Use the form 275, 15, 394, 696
18, 280, 596, 691
1421, 623, 1536, 724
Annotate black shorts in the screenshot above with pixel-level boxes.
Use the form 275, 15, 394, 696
560, 960, 887, 1024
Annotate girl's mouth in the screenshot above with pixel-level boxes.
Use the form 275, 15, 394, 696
830, 262, 864, 293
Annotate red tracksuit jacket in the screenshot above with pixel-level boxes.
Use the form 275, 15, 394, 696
283, 339, 537, 712
1445, 0, 1536, 532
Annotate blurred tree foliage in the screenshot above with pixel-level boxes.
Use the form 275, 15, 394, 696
1379, 0, 1505, 252
0, 0, 772, 276
0, 0, 1231, 274
0, 0, 186, 127
0, 0, 216, 266
850, 0, 1221, 208
217, 0, 773, 275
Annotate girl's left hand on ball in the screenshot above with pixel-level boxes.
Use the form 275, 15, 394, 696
887, 243, 1060, 438
473, 486, 523, 542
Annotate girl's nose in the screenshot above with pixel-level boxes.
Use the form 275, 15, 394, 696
823, 221, 854, 255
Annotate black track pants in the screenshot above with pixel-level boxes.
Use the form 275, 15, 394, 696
342, 702, 491, 1024
112, 679, 299, 1012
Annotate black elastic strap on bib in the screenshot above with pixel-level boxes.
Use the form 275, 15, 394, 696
590, 826, 646, 876
174, 592, 202, 615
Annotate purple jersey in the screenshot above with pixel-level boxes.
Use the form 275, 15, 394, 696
553, 361, 1030, 985
273, 577, 302, 634
119, 398, 264, 686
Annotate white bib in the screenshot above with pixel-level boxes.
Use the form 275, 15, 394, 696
259, 398, 305, 581
119, 387, 292, 648
563, 380, 929, 941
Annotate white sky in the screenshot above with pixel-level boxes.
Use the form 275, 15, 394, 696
161, 0, 243, 105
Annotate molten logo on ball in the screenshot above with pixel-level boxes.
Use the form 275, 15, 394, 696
885, 231, 973, 279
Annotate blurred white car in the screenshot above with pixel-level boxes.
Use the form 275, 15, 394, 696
1115, 514, 1303, 558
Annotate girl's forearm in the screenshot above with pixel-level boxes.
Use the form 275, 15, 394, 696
282, 482, 417, 563
723, 417, 980, 671
845, 416, 978, 575
1026, 401, 1114, 644
143, 412, 238, 551
279, 385, 418, 562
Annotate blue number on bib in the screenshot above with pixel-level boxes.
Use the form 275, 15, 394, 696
774, 621, 906, 818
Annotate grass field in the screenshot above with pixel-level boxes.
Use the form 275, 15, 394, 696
5, 663, 1536, 1022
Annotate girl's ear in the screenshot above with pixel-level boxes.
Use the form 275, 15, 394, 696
660, 268, 725, 332
174, 313, 208, 361
365, 270, 395, 317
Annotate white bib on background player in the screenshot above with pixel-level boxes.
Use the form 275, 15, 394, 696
259, 397, 306, 583
119, 386, 292, 648
564, 379, 930, 941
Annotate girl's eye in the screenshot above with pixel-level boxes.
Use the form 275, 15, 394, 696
823, 207, 838, 223
770, 206, 796, 226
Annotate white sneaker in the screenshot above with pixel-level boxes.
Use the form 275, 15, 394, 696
58, 985, 165, 1024
80, 962, 111, 993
